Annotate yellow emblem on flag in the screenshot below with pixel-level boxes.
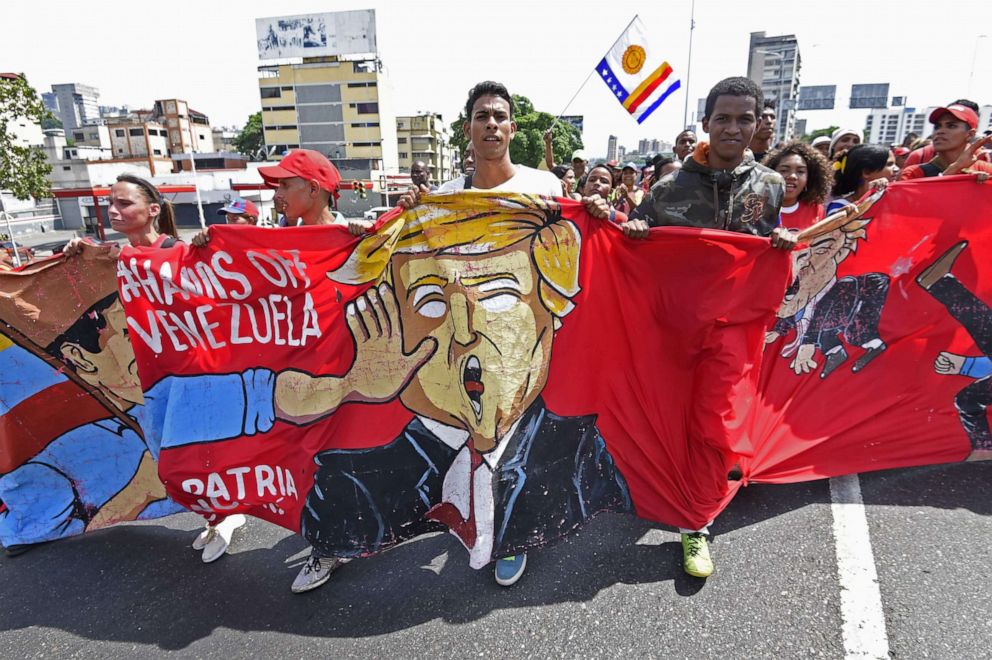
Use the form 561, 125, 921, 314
622, 45, 646, 74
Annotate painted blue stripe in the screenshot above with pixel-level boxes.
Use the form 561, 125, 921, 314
637, 79, 682, 125
0, 344, 67, 415
597, 58, 630, 102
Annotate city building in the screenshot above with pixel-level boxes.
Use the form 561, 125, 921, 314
865, 108, 929, 147
50, 83, 101, 131
172, 152, 250, 172
142, 99, 215, 154
637, 138, 667, 154
105, 119, 172, 173
746, 32, 802, 142
212, 127, 240, 152
395, 113, 455, 184
607, 135, 618, 162
980, 105, 992, 134
257, 57, 397, 168
255, 10, 398, 214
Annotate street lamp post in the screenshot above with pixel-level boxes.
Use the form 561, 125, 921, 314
755, 49, 786, 142
968, 35, 988, 97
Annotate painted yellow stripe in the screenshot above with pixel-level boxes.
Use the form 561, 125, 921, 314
623, 62, 671, 110
0, 333, 13, 352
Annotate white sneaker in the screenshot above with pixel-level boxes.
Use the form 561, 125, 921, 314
291, 549, 345, 594
200, 514, 247, 564
191, 524, 213, 551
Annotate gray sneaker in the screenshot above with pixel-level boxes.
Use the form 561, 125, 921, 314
291, 549, 345, 594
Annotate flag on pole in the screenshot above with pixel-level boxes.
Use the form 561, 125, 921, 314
597, 16, 681, 125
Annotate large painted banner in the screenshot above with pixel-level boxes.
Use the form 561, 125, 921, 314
115, 193, 790, 567
746, 176, 991, 481
0, 250, 180, 547
3, 180, 987, 559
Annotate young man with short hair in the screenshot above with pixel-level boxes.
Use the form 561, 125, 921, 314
749, 101, 777, 162
674, 129, 697, 161
620, 76, 796, 579
899, 104, 992, 180
399, 80, 616, 587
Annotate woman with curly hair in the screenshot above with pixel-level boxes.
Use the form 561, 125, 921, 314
763, 140, 833, 230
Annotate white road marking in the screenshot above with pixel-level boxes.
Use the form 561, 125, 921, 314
830, 474, 890, 659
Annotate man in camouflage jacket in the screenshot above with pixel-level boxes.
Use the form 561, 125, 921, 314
624, 77, 794, 247
619, 76, 796, 581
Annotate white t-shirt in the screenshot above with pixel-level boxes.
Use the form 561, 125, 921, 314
438, 164, 562, 196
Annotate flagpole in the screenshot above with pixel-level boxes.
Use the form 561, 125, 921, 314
549, 14, 641, 132
682, 0, 696, 129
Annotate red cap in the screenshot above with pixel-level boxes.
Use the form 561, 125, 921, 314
259, 149, 341, 197
606, 159, 620, 168
928, 104, 979, 130
892, 147, 910, 157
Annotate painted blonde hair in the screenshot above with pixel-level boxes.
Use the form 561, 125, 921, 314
834, 215, 872, 263
328, 192, 582, 320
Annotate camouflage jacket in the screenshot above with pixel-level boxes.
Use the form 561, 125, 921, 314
630, 144, 785, 237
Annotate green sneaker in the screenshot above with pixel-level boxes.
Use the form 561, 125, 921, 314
681, 532, 714, 578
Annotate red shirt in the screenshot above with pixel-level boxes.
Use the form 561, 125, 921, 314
904, 144, 990, 167
780, 201, 824, 232
900, 159, 992, 180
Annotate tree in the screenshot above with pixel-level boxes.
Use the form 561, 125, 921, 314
448, 94, 583, 168
0, 74, 52, 201
234, 111, 264, 160
803, 125, 838, 143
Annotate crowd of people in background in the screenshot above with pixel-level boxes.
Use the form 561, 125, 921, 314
6, 73, 992, 596
537, 98, 992, 233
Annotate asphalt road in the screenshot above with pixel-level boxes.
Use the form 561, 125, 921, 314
0, 461, 988, 658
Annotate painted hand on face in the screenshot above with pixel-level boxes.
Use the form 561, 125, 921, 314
344, 283, 437, 403
274, 284, 437, 424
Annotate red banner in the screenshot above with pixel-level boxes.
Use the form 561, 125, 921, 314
119, 193, 790, 566
746, 176, 992, 481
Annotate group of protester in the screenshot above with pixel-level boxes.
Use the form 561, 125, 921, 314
4, 73, 990, 596
544, 102, 991, 239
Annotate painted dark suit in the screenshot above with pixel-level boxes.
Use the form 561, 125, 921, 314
773, 273, 890, 377
301, 398, 632, 563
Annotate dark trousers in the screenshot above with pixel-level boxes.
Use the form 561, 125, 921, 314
929, 276, 992, 450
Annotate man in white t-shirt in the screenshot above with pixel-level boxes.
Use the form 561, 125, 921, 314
397, 81, 621, 589
436, 82, 561, 196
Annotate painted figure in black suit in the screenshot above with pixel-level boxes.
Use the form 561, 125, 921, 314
766, 216, 889, 379
917, 241, 992, 462
276, 195, 631, 568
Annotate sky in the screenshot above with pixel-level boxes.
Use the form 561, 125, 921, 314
5, 0, 992, 161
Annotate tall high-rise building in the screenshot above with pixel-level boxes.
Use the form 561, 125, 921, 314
607, 135, 618, 161
396, 113, 455, 183
50, 83, 101, 131
255, 11, 395, 177
746, 32, 801, 141
865, 107, 932, 146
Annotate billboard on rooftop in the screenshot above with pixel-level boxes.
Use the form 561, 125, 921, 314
256, 10, 377, 60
